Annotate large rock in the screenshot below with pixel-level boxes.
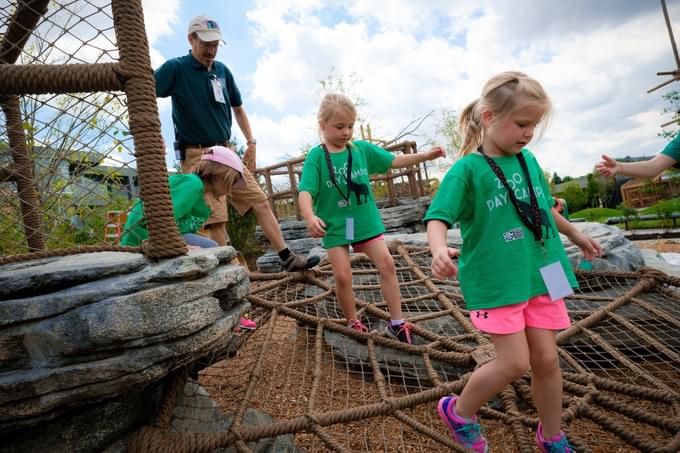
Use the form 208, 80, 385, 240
0, 247, 251, 452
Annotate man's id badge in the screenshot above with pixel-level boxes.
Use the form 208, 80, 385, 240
539, 261, 573, 301
345, 217, 354, 241
211, 78, 226, 103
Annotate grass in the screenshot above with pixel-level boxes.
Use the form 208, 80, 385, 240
570, 207, 622, 223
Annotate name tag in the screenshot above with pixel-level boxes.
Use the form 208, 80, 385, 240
345, 217, 354, 241
211, 78, 226, 103
539, 261, 573, 301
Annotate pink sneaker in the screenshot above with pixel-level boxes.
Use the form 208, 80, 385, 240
347, 319, 368, 333
437, 396, 488, 453
536, 422, 574, 453
239, 317, 257, 331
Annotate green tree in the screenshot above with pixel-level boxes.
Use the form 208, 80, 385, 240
560, 181, 588, 212
585, 173, 602, 208
660, 90, 680, 141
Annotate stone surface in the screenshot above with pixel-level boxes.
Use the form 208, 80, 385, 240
0, 246, 250, 452
168, 380, 302, 453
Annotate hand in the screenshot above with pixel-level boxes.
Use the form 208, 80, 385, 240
428, 145, 446, 161
304, 215, 326, 238
430, 247, 459, 279
568, 231, 603, 261
243, 144, 256, 172
595, 154, 621, 177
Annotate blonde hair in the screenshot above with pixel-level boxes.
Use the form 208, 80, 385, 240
317, 93, 357, 133
316, 93, 357, 184
195, 159, 233, 195
459, 71, 551, 156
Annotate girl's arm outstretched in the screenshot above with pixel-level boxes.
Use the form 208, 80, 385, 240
427, 219, 460, 279
595, 154, 676, 179
299, 191, 326, 238
391, 145, 446, 168
551, 208, 602, 260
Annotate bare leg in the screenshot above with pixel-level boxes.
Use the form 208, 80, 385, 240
455, 331, 530, 418
250, 200, 286, 252
526, 328, 563, 438
327, 246, 358, 321
358, 239, 403, 320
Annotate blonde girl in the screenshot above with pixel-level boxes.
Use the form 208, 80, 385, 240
425, 72, 601, 453
298, 93, 445, 343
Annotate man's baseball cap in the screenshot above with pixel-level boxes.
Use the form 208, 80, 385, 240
188, 15, 224, 43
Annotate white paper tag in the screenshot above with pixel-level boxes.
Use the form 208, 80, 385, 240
539, 261, 573, 301
345, 217, 354, 241
211, 78, 226, 103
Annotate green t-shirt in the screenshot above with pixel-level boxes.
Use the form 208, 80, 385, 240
424, 149, 577, 310
154, 52, 242, 145
298, 141, 395, 249
120, 174, 211, 246
660, 134, 680, 168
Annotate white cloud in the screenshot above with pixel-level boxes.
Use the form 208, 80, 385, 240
244, 0, 680, 177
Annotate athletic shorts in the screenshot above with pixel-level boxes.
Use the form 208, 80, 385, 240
469, 294, 571, 334
351, 234, 385, 253
182, 147, 268, 225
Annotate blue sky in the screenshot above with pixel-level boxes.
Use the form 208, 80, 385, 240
143, 0, 680, 177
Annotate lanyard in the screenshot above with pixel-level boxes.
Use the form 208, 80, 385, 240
478, 146, 543, 245
322, 144, 352, 202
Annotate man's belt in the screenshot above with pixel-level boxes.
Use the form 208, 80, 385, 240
182, 140, 230, 149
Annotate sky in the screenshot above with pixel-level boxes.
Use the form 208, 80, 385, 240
142, 0, 680, 178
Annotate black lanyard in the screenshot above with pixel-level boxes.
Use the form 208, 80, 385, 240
478, 146, 543, 244
322, 144, 352, 202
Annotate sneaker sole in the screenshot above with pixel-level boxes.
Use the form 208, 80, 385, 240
239, 325, 257, 331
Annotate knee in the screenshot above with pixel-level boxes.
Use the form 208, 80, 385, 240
500, 359, 531, 381
376, 253, 396, 276
252, 200, 271, 215
334, 268, 353, 289
530, 352, 560, 376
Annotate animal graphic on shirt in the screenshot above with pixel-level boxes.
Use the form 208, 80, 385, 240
517, 199, 555, 239
348, 180, 370, 205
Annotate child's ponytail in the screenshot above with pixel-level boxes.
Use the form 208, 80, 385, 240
459, 99, 482, 156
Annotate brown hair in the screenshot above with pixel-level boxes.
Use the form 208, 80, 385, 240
459, 71, 551, 156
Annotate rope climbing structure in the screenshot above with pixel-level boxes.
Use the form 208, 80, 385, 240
128, 244, 680, 452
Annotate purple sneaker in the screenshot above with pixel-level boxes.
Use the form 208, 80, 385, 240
536, 422, 574, 453
437, 396, 488, 453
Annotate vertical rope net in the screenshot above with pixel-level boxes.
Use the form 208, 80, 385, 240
0, 0, 185, 263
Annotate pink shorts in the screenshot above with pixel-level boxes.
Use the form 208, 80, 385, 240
351, 234, 384, 253
470, 294, 571, 334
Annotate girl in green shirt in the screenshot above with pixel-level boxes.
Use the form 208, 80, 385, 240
426, 72, 601, 453
299, 93, 445, 344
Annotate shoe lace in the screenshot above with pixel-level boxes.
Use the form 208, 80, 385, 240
454, 421, 484, 446
349, 320, 368, 333
544, 436, 574, 453
396, 323, 412, 343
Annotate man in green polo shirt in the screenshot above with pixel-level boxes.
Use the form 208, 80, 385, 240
153, 15, 319, 272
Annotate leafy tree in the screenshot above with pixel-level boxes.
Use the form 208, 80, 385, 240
660, 90, 680, 141
561, 175, 574, 183
560, 181, 588, 212
585, 173, 602, 208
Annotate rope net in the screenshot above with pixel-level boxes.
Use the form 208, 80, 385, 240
129, 244, 680, 453
1, 0, 185, 263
